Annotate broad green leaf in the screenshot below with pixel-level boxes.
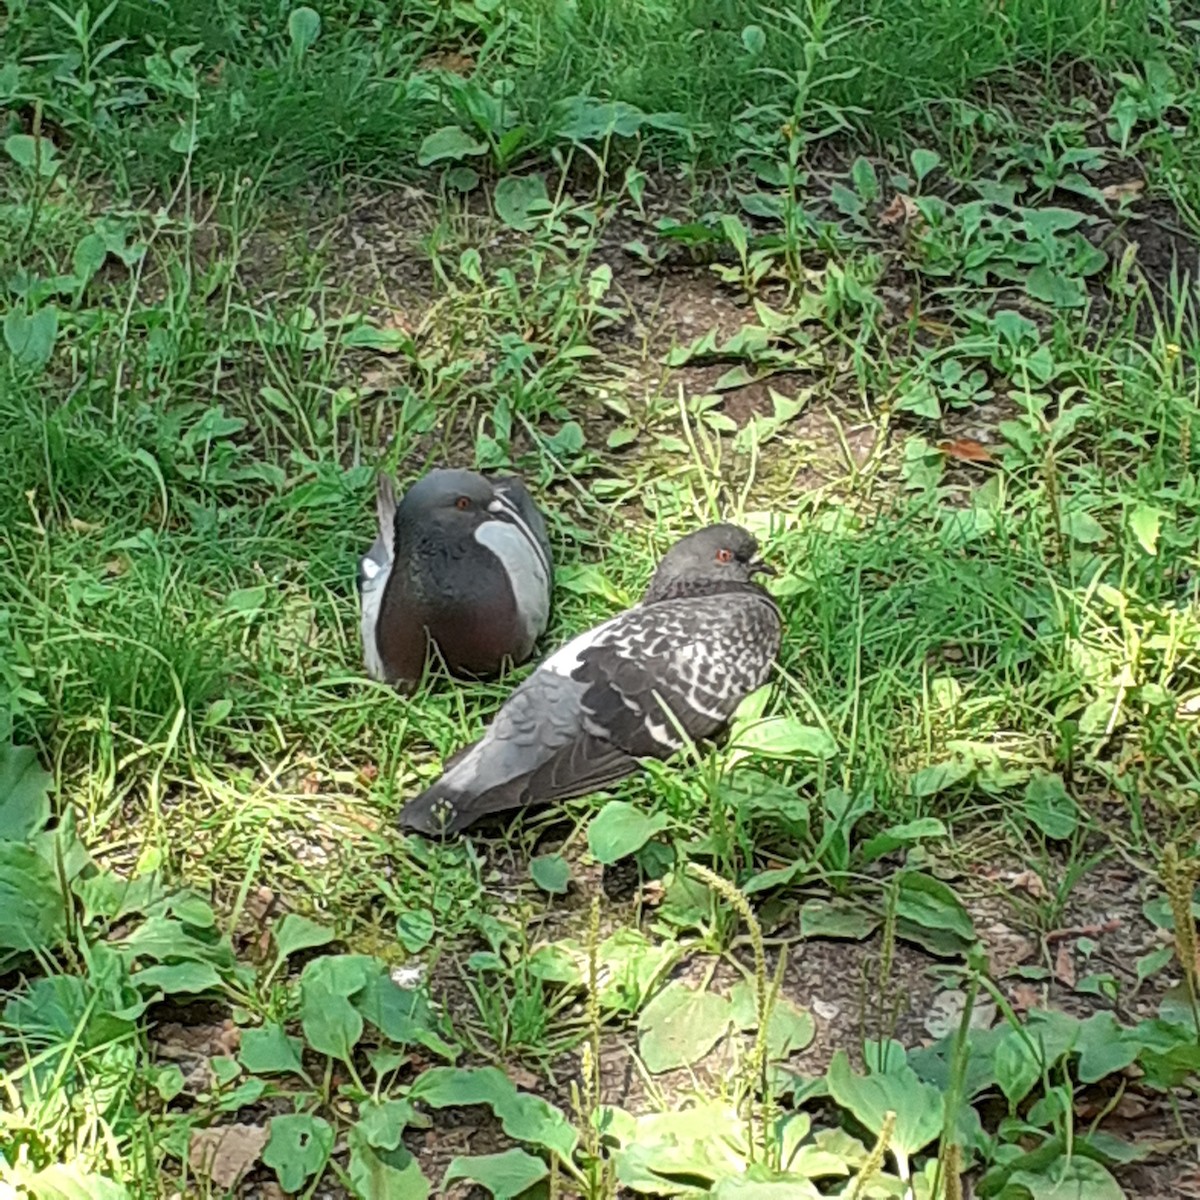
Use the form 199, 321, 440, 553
826, 1050, 943, 1155
301, 989, 363, 1063
1076, 1012, 1140, 1083
356, 1099, 418, 1151
608, 1099, 747, 1186
743, 858, 807, 895
239, 1024, 306, 1077
594, 928, 678, 1012
397, 907, 435, 952
910, 147, 941, 184
0, 842, 67, 951
299, 954, 379, 997
861, 817, 947, 864
895, 872, 975, 942
4, 133, 59, 175
741, 24, 766, 53
354, 973, 453, 1058
908, 756, 975, 796
8, 1163, 130, 1199
493, 174, 548, 231
730, 717, 837, 760
263, 1113, 333, 1193
224, 585, 267, 615
851, 156, 878, 202
712, 1180, 822, 1198
587, 800, 669, 865
444, 1148, 548, 1198
1023, 771, 1077, 840
730, 981, 815, 1060
273, 913, 334, 960
117, 915, 232, 966
0, 740, 52, 840
411, 1067, 577, 1160
418, 125, 487, 166
1128, 503, 1165, 555
287, 6, 321, 51
4, 305, 59, 370
895, 381, 941, 419
994, 1030, 1041, 1105
1008, 1157, 1124, 1199
1060, 509, 1106, 545
72, 232, 108, 286
1135, 945, 1173, 986
169, 126, 197, 154
555, 97, 647, 141
530, 853, 571, 894
541, 419, 585, 457
798, 899, 879, 940
1025, 266, 1087, 308
170, 892, 217, 928
446, 165, 480, 192
637, 980, 733, 1073
131, 961, 222, 994
347, 1127, 429, 1199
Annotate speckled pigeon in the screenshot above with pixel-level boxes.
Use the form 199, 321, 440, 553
359, 468, 553, 694
397, 523, 781, 835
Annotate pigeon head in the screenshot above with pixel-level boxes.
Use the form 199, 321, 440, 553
394, 468, 505, 542
642, 523, 775, 604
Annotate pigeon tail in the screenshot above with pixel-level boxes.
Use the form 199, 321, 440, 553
376, 474, 397, 562
398, 730, 639, 836
397, 779, 473, 836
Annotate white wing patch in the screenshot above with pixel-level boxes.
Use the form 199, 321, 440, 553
474, 520, 552, 642
359, 556, 390, 681
540, 616, 621, 678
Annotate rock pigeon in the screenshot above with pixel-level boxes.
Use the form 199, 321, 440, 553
359, 468, 553, 693
398, 523, 781, 835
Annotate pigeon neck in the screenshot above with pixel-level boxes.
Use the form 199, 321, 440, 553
642, 577, 768, 605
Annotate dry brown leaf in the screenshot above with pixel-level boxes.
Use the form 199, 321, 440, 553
188, 1123, 269, 1190
1053, 942, 1077, 988
506, 1065, 541, 1090
418, 51, 475, 74
1173, 1166, 1200, 1197
1009, 983, 1041, 1012
1008, 870, 1048, 899
1101, 179, 1145, 203
359, 763, 380, 784
244, 885, 276, 923
937, 437, 995, 464
879, 193, 919, 228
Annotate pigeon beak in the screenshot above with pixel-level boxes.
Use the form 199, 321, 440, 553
749, 558, 777, 578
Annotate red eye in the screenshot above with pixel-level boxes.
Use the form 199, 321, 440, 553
716, 548, 733, 563
455, 496, 471, 511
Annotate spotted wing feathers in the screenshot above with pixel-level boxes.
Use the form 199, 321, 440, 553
397, 591, 781, 834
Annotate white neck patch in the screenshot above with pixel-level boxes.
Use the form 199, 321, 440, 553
474, 520, 552, 642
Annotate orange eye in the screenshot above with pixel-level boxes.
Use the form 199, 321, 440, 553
716, 548, 733, 563
455, 496, 471, 511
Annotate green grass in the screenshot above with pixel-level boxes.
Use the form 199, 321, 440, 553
2, 0, 1173, 188
2, 0, 1200, 1194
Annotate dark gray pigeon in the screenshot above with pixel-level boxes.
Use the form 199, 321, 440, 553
359, 468, 553, 694
397, 523, 781, 835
